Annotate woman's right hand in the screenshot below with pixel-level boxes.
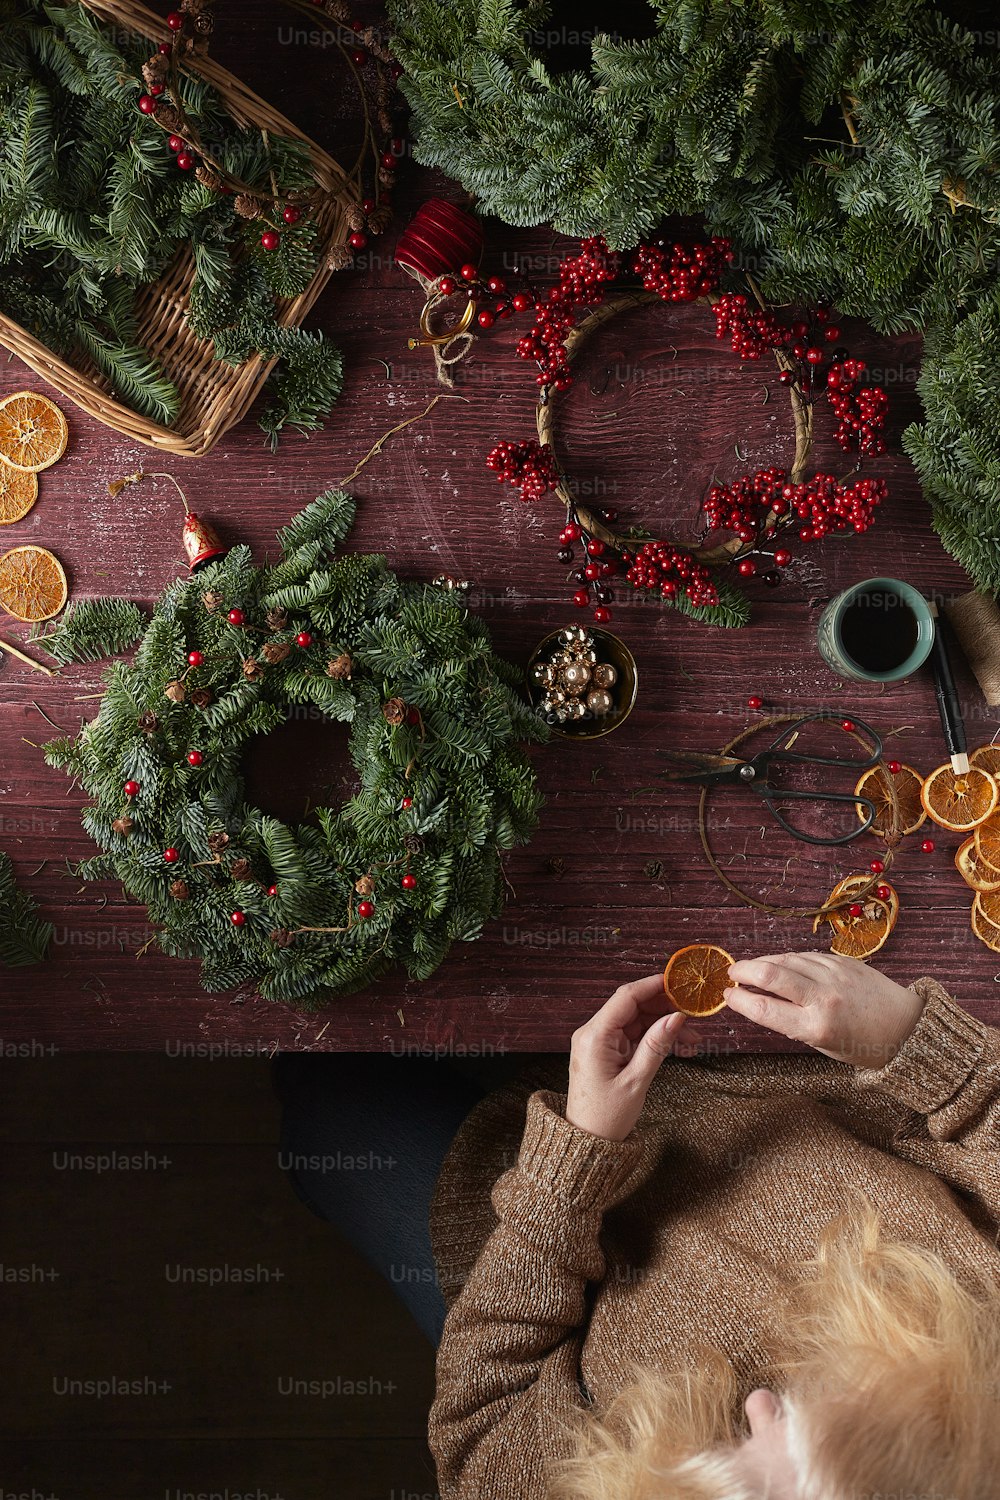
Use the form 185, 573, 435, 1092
724, 951, 925, 1067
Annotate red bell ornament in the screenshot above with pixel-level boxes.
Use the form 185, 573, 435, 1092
182, 511, 228, 572
393, 198, 483, 283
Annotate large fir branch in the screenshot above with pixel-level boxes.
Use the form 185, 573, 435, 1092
0, 851, 52, 967
32, 597, 148, 665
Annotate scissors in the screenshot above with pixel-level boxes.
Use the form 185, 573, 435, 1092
658, 711, 883, 847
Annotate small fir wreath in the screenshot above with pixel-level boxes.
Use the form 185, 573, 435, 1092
484, 237, 890, 627
39, 491, 545, 1008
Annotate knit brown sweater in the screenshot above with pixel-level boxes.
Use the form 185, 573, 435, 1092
427, 979, 1000, 1498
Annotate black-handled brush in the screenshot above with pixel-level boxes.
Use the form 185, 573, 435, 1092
928, 602, 969, 775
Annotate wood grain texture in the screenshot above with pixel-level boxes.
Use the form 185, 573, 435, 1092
1, 6, 997, 1050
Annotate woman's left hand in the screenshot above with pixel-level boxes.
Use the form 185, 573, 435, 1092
565, 975, 702, 1141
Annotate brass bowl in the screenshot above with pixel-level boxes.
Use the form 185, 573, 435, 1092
526, 627, 639, 739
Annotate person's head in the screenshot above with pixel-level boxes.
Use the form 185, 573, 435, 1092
549, 1209, 1000, 1500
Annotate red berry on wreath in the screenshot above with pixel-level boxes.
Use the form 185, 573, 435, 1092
400, 796, 413, 809
848, 903, 863, 918
841, 719, 856, 733
227, 609, 244, 625
477, 309, 495, 328
486, 276, 506, 294
164, 847, 179, 863
774, 549, 792, 567
187, 650, 203, 666
166, 9, 184, 29
564, 522, 582, 541
921, 838, 935, 853
573, 589, 589, 608
168, 135, 185, 152
380, 150, 396, 170
138, 94, 157, 114
593, 606, 611, 623
230, 910, 246, 927
778, 370, 795, 385
586, 538, 605, 556
738, 559, 756, 577
268, 884, 278, 897
150, 83, 165, 96
460, 262, 478, 280
348, 231, 367, 250
261, 230, 281, 251
401, 873, 417, 890
296, 631, 314, 648
805, 346, 824, 365
824, 325, 841, 341
124, 780, 140, 798
438, 276, 456, 295
187, 751, 203, 767
406, 707, 421, 726
870, 859, 885, 874
877, 884, 892, 901
512, 292, 532, 311
351, 47, 367, 65
747, 695, 763, 710
158, 41, 171, 53
283, 206, 302, 225
357, 900, 375, 919
887, 759, 902, 774
176, 152, 195, 170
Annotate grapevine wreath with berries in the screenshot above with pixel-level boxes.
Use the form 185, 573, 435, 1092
38, 491, 545, 1007
482, 236, 890, 628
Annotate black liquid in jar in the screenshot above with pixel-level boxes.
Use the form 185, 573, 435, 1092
839, 593, 919, 674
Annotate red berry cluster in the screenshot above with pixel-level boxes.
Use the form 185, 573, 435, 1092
630, 238, 732, 302
515, 238, 622, 390
623, 541, 719, 609
703, 469, 788, 542
788, 474, 886, 540
485, 439, 561, 503
437, 267, 534, 329
712, 293, 791, 360
827, 361, 888, 457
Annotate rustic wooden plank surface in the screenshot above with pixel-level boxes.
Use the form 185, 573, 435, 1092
1, 8, 997, 1050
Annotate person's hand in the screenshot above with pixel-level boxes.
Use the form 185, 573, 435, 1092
565, 975, 703, 1141
724, 951, 925, 1066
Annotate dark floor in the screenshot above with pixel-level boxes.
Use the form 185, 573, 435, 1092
0, 1053, 437, 1500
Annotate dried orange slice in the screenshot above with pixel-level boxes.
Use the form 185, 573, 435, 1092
920, 763, 998, 831
972, 888, 1000, 930
826, 896, 893, 959
0, 464, 38, 524
955, 836, 1000, 892
971, 896, 1000, 952
664, 943, 733, 1017
854, 763, 926, 837
975, 816, 1000, 875
0, 545, 67, 621
0, 392, 68, 472
821, 873, 899, 929
970, 745, 1000, 781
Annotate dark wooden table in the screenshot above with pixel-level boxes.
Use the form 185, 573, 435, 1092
0, 10, 996, 1051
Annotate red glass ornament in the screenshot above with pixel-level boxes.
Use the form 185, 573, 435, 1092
357, 900, 375, 919
393, 199, 483, 283
261, 230, 281, 251
124, 781, 140, 798
401, 873, 417, 890
187, 751, 203, 767
296, 631, 313, 648
164, 847, 179, 863
227, 609, 244, 626
182, 512, 227, 572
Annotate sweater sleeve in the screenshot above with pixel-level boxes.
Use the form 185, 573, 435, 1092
428, 1089, 655, 1500
855, 977, 1000, 1226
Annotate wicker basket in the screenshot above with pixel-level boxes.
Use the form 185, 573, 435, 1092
0, 0, 360, 458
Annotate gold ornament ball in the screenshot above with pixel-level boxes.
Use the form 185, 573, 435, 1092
562, 661, 592, 693
586, 688, 614, 716
593, 662, 618, 689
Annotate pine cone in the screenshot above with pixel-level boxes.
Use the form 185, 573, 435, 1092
378, 167, 396, 188
266, 606, 287, 630
189, 687, 213, 709
207, 832, 230, 854
346, 204, 365, 232
367, 206, 392, 235
270, 927, 295, 948
138, 711, 159, 735
242, 658, 263, 682
155, 106, 182, 133
326, 245, 355, 272
262, 641, 291, 665
142, 55, 169, 84
195, 166, 224, 192
111, 816, 134, 835
164, 679, 186, 703
354, 874, 375, 898
326, 652, 352, 679
234, 193, 263, 219
192, 14, 214, 35
231, 858, 253, 880
403, 833, 424, 855
181, 0, 210, 11
382, 696, 407, 725
202, 589, 223, 612
325, 0, 350, 19
170, 879, 190, 901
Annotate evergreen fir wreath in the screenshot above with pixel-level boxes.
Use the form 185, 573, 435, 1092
39, 491, 545, 1007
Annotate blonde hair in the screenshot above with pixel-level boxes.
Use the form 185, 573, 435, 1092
549, 1208, 1000, 1500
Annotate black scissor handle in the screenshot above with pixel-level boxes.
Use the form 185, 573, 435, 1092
761, 711, 882, 772
755, 784, 878, 846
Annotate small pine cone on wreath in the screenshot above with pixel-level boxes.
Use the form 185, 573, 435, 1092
327, 652, 352, 679
142, 54, 169, 85
378, 167, 396, 188
242, 658, 263, 682
266, 606, 287, 630
208, 832, 230, 854
382, 696, 407, 725
196, 167, 225, 192
231, 858, 253, 881
354, 874, 375, 898
270, 927, 295, 948
138, 711, 159, 736
346, 204, 366, 232
326, 245, 354, 272
164, 679, 186, 703
155, 106, 182, 133
262, 641, 291, 665
170, 880, 190, 901
202, 589, 224, 612
234, 193, 264, 219
403, 833, 424, 855
367, 206, 392, 235
324, 0, 350, 20
189, 687, 213, 708
111, 816, 134, 835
